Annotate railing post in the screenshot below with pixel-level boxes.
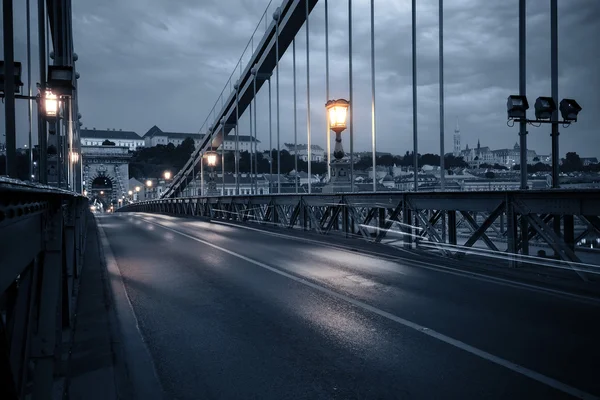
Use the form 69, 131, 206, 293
448, 210, 457, 246
564, 214, 575, 252
506, 195, 518, 267
62, 201, 76, 328
403, 197, 412, 248
378, 208, 386, 239
31, 205, 63, 400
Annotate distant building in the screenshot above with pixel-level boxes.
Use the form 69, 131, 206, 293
581, 157, 599, 166
284, 143, 325, 162
142, 125, 260, 152
81, 128, 144, 150
459, 141, 537, 168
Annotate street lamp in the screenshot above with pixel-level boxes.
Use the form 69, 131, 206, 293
135, 186, 141, 193
205, 150, 219, 196
324, 99, 351, 193
100, 190, 104, 195
43, 91, 59, 118
164, 171, 171, 181
146, 180, 152, 187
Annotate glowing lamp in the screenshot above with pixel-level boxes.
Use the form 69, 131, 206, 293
326, 99, 350, 134
205, 151, 218, 167
44, 91, 59, 118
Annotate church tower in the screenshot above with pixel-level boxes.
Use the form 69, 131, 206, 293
453, 118, 461, 156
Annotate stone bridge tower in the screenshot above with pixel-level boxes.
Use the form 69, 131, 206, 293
82, 145, 132, 206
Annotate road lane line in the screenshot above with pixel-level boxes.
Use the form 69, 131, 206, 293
180, 218, 600, 306
140, 217, 598, 400
97, 218, 165, 400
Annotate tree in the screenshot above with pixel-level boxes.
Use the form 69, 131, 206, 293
485, 171, 495, 179
102, 140, 115, 146
419, 153, 440, 167
533, 156, 540, 162
561, 152, 583, 172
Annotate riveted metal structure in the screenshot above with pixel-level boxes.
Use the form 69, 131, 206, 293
119, 190, 600, 276
0, 179, 88, 399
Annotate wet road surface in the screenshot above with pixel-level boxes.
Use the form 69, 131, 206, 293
98, 213, 600, 400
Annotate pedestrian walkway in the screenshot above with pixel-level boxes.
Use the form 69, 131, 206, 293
60, 216, 123, 400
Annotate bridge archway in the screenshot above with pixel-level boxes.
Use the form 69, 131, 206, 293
91, 175, 115, 208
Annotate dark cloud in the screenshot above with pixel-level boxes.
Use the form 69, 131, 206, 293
2, 0, 599, 158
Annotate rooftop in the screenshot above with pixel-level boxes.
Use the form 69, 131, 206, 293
81, 128, 142, 140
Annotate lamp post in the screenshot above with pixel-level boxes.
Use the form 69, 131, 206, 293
205, 150, 219, 196
506, 95, 582, 188
128, 189, 133, 202
146, 179, 152, 199
323, 99, 352, 193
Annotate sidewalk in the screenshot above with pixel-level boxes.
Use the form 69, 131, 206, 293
60, 215, 127, 400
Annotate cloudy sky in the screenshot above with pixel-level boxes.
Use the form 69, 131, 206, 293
3, 0, 600, 157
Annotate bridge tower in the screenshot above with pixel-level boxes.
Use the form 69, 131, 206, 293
453, 118, 461, 156
82, 145, 132, 207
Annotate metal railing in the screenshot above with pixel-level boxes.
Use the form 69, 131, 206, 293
0, 178, 89, 399
119, 190, 600, 277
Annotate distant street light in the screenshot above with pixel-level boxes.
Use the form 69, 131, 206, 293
128, 190, 133, 196
135, 186, 141, 192
100, 190, 104, 195
146, 180, 152, 187
205, 150, 219, 196
206, 151, 218, 167
164, 171, 171, 180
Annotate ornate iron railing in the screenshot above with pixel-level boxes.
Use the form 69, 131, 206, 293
119, 190, 600, 276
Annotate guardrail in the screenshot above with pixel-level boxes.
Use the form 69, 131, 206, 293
118, 190, 600, 275
0, 178, 88, 399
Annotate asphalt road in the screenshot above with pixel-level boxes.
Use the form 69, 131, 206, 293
98, 212, 600, 400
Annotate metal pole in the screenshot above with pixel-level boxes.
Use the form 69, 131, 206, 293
519, 0, 528, 190
27, 0, 34, 180
268, 78, 273, 193
3, 0, 18, 178
551, 0, 559, 189
235, 85, 240, 195
325, 0, 331, 182
439, 0, 445, 191
348, 0, 354, 192
306, 0, 312, 194
275, 9, 281, 194
200, 156, 204, 196
221, 141, 225, 195
412, 0, 418, 192
38, 0, 47, 183
68, 98, 74, 189
253, 73, 258, 194
249, 101, 254, 193
370, 0, 377, 192
293, 39, 299, 193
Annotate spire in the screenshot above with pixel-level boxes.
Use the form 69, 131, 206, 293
455, 117, 459, 133
477, 139, 480, 149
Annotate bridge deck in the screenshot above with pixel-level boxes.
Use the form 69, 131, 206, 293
97, 212, 600, 399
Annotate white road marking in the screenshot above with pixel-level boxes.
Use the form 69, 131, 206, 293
139, 216, 598, 400
196, 218, 600, 306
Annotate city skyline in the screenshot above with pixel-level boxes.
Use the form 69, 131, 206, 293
2, 0, 599, 157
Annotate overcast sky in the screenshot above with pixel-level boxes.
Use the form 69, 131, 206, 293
3, 0, 600, 157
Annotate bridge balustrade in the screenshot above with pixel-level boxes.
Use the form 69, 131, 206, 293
0, 179, 89, 399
